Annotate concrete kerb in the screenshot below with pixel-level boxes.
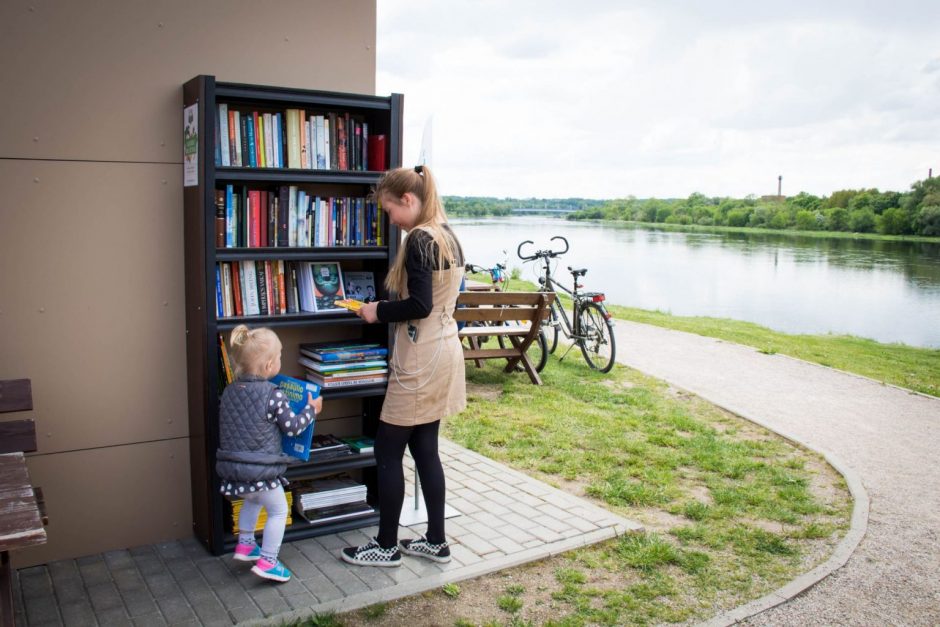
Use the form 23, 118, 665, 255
244, 525, 629, 627
672, 393, 870, 627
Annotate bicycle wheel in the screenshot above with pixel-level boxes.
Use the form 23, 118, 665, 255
498, 328, 549, 373
546, 298, 562, 354
577, 302, 616, 372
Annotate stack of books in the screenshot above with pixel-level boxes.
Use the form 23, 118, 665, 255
292, 476, 374, 525
230, 490, 293, 532
299, 341, 389, 389
309, 434, 354, 461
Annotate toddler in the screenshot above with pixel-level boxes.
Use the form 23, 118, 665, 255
216, 324, 322, 582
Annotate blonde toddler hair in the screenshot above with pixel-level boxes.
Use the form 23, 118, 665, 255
228, 325, 281, 378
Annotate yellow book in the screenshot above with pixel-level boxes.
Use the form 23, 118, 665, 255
333, 298, 364, 312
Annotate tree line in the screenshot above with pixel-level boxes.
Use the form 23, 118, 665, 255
443, 196, 604, 217
566, 177, 940, 237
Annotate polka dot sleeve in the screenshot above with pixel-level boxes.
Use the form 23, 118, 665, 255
269, 388, 317, 437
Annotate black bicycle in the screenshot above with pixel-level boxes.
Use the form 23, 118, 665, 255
464, 258, 549, 373
517, 236, 616, 373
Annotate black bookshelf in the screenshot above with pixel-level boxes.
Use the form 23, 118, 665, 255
183, 75, 402, 555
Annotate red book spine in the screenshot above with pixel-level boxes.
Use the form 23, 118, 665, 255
368, 134, 387, 171
249, 190, 261, 247
277, 260, 287, 314
231, 261, 244, 317
227, 109, 237, 166
259, 191, 268, 247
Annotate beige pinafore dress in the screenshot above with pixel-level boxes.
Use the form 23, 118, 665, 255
380, 264, 467, 426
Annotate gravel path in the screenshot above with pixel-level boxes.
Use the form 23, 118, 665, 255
611, 320, 940, 626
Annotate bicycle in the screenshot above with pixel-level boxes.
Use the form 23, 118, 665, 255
517, 235, 617, 373
463, 257, 549, 373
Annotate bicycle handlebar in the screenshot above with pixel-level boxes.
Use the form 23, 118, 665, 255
517, 235, 570, 261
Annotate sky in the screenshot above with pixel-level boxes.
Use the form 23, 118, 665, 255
375, 0, 940, 200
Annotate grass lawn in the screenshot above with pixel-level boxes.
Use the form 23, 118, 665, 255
312, 354, 851, 626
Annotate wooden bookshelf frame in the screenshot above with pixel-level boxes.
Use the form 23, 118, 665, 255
182, 75, 403, 555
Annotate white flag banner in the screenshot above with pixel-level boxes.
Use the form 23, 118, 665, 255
417, 115, 433, 166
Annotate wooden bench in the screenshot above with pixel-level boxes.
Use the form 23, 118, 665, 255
0, 379, 47, 627
455, 291, 555, 385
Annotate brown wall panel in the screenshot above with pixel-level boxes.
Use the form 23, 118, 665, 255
0, 160, 189, 453
13, 438, 192, 568
0, 0, 378, 563
0, 0, 377, 162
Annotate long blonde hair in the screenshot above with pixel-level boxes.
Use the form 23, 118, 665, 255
376, 165, 462, 294
228, 325, 280, 378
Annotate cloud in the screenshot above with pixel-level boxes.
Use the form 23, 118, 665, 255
377, 1, 940, 198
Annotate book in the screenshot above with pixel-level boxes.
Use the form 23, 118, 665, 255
333, 298, 364, 312
340, 435, 374, 454
299, 341, 388, 362
270, 374, 320, 461
306, 372, 388, 388
299, 357, 387, 373
310, 262, 346, 311
343, 271, 376, 303
295, 501, 374, 525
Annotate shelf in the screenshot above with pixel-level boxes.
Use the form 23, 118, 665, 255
216, 82, 393, 111
285, 451, 376, 479
215, 167, 381, 186
215, 247, 389, 262
216, 311, 363, 330
222, 510, 381, 552
320, 385, 387, 400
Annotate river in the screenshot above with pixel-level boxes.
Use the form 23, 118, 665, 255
450, 216, 940, 348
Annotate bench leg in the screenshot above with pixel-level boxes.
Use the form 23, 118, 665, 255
504, 337, 542, 385
466, 336, 484, 368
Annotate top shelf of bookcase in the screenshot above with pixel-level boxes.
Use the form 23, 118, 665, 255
215, 82, 398, 112
214, 168, 383, 186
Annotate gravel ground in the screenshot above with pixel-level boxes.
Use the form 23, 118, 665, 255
611, 320, 940, 627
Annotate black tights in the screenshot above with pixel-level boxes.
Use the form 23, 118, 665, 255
375, 420, 446, 548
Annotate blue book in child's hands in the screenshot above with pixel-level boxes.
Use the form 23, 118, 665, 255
269, 374, 320, 461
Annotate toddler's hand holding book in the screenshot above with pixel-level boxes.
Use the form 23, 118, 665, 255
308, 393, 323, 414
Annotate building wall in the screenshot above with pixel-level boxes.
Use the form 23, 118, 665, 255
0, 0, 377, 567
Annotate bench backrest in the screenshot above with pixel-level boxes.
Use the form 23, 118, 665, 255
454, 291, 555, 323
0, 379, 36, 454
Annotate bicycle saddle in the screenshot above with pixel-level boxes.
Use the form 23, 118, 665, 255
568, 267, 588, 277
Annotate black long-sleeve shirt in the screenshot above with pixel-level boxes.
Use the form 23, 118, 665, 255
376, 227, 463, 323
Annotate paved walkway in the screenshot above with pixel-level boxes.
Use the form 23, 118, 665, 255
612, 320, 940, 626
13, 440, 640, 626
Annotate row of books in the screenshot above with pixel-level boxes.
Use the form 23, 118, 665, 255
215, 262, 376, 318
215, 104, 385, 172
215, 186, 383, 248
299, 341, 389, 389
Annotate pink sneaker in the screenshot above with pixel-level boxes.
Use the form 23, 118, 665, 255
251, 558, 292, 582
233, 543, 261, 562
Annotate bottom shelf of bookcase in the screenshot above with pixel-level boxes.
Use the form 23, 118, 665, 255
221, 509, 381, 553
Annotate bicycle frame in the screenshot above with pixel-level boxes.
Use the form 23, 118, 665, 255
518, 235, 616, 372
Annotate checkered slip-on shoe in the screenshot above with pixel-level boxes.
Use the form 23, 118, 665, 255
340, 538, 401, 567
399, 536, 452, 563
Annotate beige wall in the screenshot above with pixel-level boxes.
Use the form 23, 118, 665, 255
0, 0, 377, 567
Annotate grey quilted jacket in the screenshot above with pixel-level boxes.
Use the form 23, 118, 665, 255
216, 376, 296, 487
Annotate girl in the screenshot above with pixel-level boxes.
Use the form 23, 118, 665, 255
342, 165, 466, 567
217, 324, 322, 582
